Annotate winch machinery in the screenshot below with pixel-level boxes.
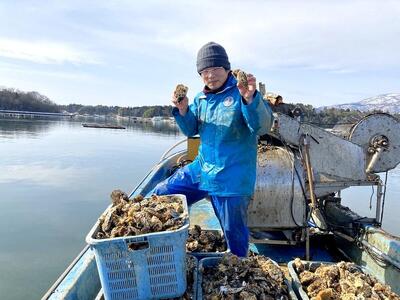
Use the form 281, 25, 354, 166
248, 112, 400, 243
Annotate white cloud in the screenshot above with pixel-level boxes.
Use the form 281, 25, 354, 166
125, 0, 400, 72
0, 38, 100, 65
3, 1, 399, 72
0, 0, 399, 106
0, 61, 93, 81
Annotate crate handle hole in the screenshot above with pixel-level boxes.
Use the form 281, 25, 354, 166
127, 241, 149, 251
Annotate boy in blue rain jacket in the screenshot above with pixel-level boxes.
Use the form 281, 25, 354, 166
154, 42, 273, 257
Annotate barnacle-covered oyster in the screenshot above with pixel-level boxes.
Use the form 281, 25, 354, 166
201, 253, 289, 300
186, 225, 227, 253
110, 189, 129, 206
294, 257, 305, 273
293, 259, 400, 300
95, 191, 187, 239
232, 69, 248, 89
174, 84, 188, 103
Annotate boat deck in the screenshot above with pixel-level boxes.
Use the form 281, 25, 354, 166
43, 147, 400, 299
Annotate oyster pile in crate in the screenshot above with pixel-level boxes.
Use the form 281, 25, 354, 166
186, 225, 227, 253
293, 258, 400, 300
201, 253, 289, 300
95, 190, 187, 239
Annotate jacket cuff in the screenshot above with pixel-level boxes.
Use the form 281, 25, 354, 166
242, 90, 261, 110
172, 107, 181, 116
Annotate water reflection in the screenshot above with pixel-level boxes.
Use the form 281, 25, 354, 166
73, 116, 181, 135
0, 119, 53, 139
0, 163, 97, 187
0, 117, 184, 300
0, 117, 182, 139
125, 120, 180, 135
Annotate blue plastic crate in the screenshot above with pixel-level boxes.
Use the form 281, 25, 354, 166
187, 229, 230, 259
198, 256, 297, 300
86, 194, 189, 300
96, 255, 199, 300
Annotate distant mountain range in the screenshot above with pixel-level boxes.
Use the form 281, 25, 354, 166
320, 93, 400, 114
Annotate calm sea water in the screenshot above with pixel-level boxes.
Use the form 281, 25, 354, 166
0, 118, 182, 300
0, 118, 398, 300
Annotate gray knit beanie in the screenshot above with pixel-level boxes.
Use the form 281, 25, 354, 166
196, 42, 231, 74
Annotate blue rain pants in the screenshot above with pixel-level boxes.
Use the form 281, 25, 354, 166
153, 164, 250, 257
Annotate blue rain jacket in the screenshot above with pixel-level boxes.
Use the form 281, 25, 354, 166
172, 74, 273, 196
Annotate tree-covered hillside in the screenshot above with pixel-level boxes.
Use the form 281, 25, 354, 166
0, 88, 173, 117
1, 88, 398, 124
58, 104, 173, 118
0, 88, 60, 113
277, 103, 373, 126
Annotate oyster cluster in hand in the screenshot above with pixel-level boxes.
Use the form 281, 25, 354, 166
232, 69, 248, 89
174, 84, 188, 103
293, 258, 400, 300
186, 225, 227, 253
95, 190, 187, 239
201, 253, 289, 300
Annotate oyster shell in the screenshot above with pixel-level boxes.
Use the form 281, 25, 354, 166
232, 69, 248, 89
110, 189, 129, 206
100, 206, 118, 233
294, 257, 305, 273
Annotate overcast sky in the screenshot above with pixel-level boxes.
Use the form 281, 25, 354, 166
0, 0, 399, 107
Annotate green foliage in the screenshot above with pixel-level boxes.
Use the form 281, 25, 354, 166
143, 107, 155, 118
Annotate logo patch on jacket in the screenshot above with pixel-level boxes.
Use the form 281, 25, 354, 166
223, 96, 234, 107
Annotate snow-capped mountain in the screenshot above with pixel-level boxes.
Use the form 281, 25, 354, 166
321, 93, 400, 114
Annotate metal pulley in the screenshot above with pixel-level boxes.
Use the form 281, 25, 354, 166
349, 113, 400, 173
